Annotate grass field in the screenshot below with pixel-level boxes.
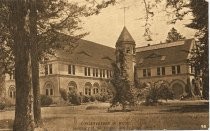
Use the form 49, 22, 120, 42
0, 100, 209, 130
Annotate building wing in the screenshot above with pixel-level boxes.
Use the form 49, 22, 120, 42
52, 33, 115, 69
136, 39, 194, 68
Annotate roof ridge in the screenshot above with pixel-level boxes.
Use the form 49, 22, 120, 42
136, 38, 194, 52
52, 31, 115, 50
81, 39, 115, 50
136, 38, 194, 49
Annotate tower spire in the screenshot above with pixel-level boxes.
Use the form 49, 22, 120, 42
121, 6, 129, 26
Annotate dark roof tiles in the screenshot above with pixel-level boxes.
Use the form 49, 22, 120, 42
136, 39, 194, 68
54, 35, 115, 69
116, 26, 135, 44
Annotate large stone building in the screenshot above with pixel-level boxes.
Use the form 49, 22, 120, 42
4, 26, 201, 102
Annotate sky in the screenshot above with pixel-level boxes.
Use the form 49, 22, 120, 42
79, 0, 197, 48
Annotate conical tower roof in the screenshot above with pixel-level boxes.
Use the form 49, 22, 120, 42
116, 26, 135, 44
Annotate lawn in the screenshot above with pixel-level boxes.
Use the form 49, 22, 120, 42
0, 100, 209, 130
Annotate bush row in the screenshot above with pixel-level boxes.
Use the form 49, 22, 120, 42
0, 97, 15, 110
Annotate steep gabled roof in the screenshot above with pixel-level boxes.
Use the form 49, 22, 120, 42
136, 39, 194, 68
116, 26, 135, 44
53, 33, 115, 68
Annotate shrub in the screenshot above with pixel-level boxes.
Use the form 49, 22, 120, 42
0, 97, 14, 109
40, 95, 53, 107
145, 86, 159, 104
144, 82, 174, 105
59, 88, 68, 101
0, 103, 5, 110
95, 93, 111, 102
158, 84, 174, 101
68, 92, 81, 105
82, 95, 90, 103
100, 95, 108, 102
90, 96, 96, 102
86, 105, 99, 110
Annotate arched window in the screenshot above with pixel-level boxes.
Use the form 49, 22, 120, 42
45, 82, 54, 96
68, 81, 77, 93
93, 83, 99, 95
85, 82, 92, 96
101, 82, 107, 94
8, 86, 16, 99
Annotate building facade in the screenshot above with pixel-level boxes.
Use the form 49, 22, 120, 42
4, 27, 201, 102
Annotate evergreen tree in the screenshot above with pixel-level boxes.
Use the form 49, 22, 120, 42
186, 0, 208, 99
166, 27, 185, 43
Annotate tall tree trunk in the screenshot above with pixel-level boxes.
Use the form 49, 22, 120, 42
10, 1, 34, 131
29, 0, 42, 127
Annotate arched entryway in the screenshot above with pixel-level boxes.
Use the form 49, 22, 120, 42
170, 80, 185, 99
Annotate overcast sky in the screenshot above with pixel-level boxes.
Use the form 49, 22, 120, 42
80, 0, 197, 48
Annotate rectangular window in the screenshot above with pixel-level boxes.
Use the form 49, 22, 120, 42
147, 69, 151, 76
96, 69, 98, 77
9, 74, 12, 80
49, 64, 52, 74
93, 68, 95, 77
88, 67, 90, 76
50, 89, 53, 95
103, 69, 105, 77
162, 67, 165, 75
68, 65, 75, 75
107, 70, 109, 78
84, 67, 87, 76
100, 69, 102, 77
143, 69, 147, 77
88, 89, 91, 95
177, 65, 180, 74
172, 66, 176, 74
10, 92, 12, 98
191, 66, 195, 73
46, 89, 49, 96
72, 65, 75, 75
157, 67, 161, 76
12, 70, 15, 79
110, 71, 112, 77
68, 65, 72, 74
85, 88, 88, 95
126, 47, 130, 53
172, 65, 181, 74
45, 65, 48, 75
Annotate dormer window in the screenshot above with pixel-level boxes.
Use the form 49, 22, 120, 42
139, 58, 143, 64
161, 56, 166, 60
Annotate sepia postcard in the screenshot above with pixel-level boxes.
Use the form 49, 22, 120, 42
0, 0, 209, 130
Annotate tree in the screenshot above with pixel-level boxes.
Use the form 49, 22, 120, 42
8, 1, 34, 130
29, 0, 42, 127
166, 27, 185, 43
164, 0, 208, 99
0, 0, 118, 130
110, 50, 134, 110
187, 0, 208, 99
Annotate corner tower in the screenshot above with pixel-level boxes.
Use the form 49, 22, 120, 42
116, 26, 136, 83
